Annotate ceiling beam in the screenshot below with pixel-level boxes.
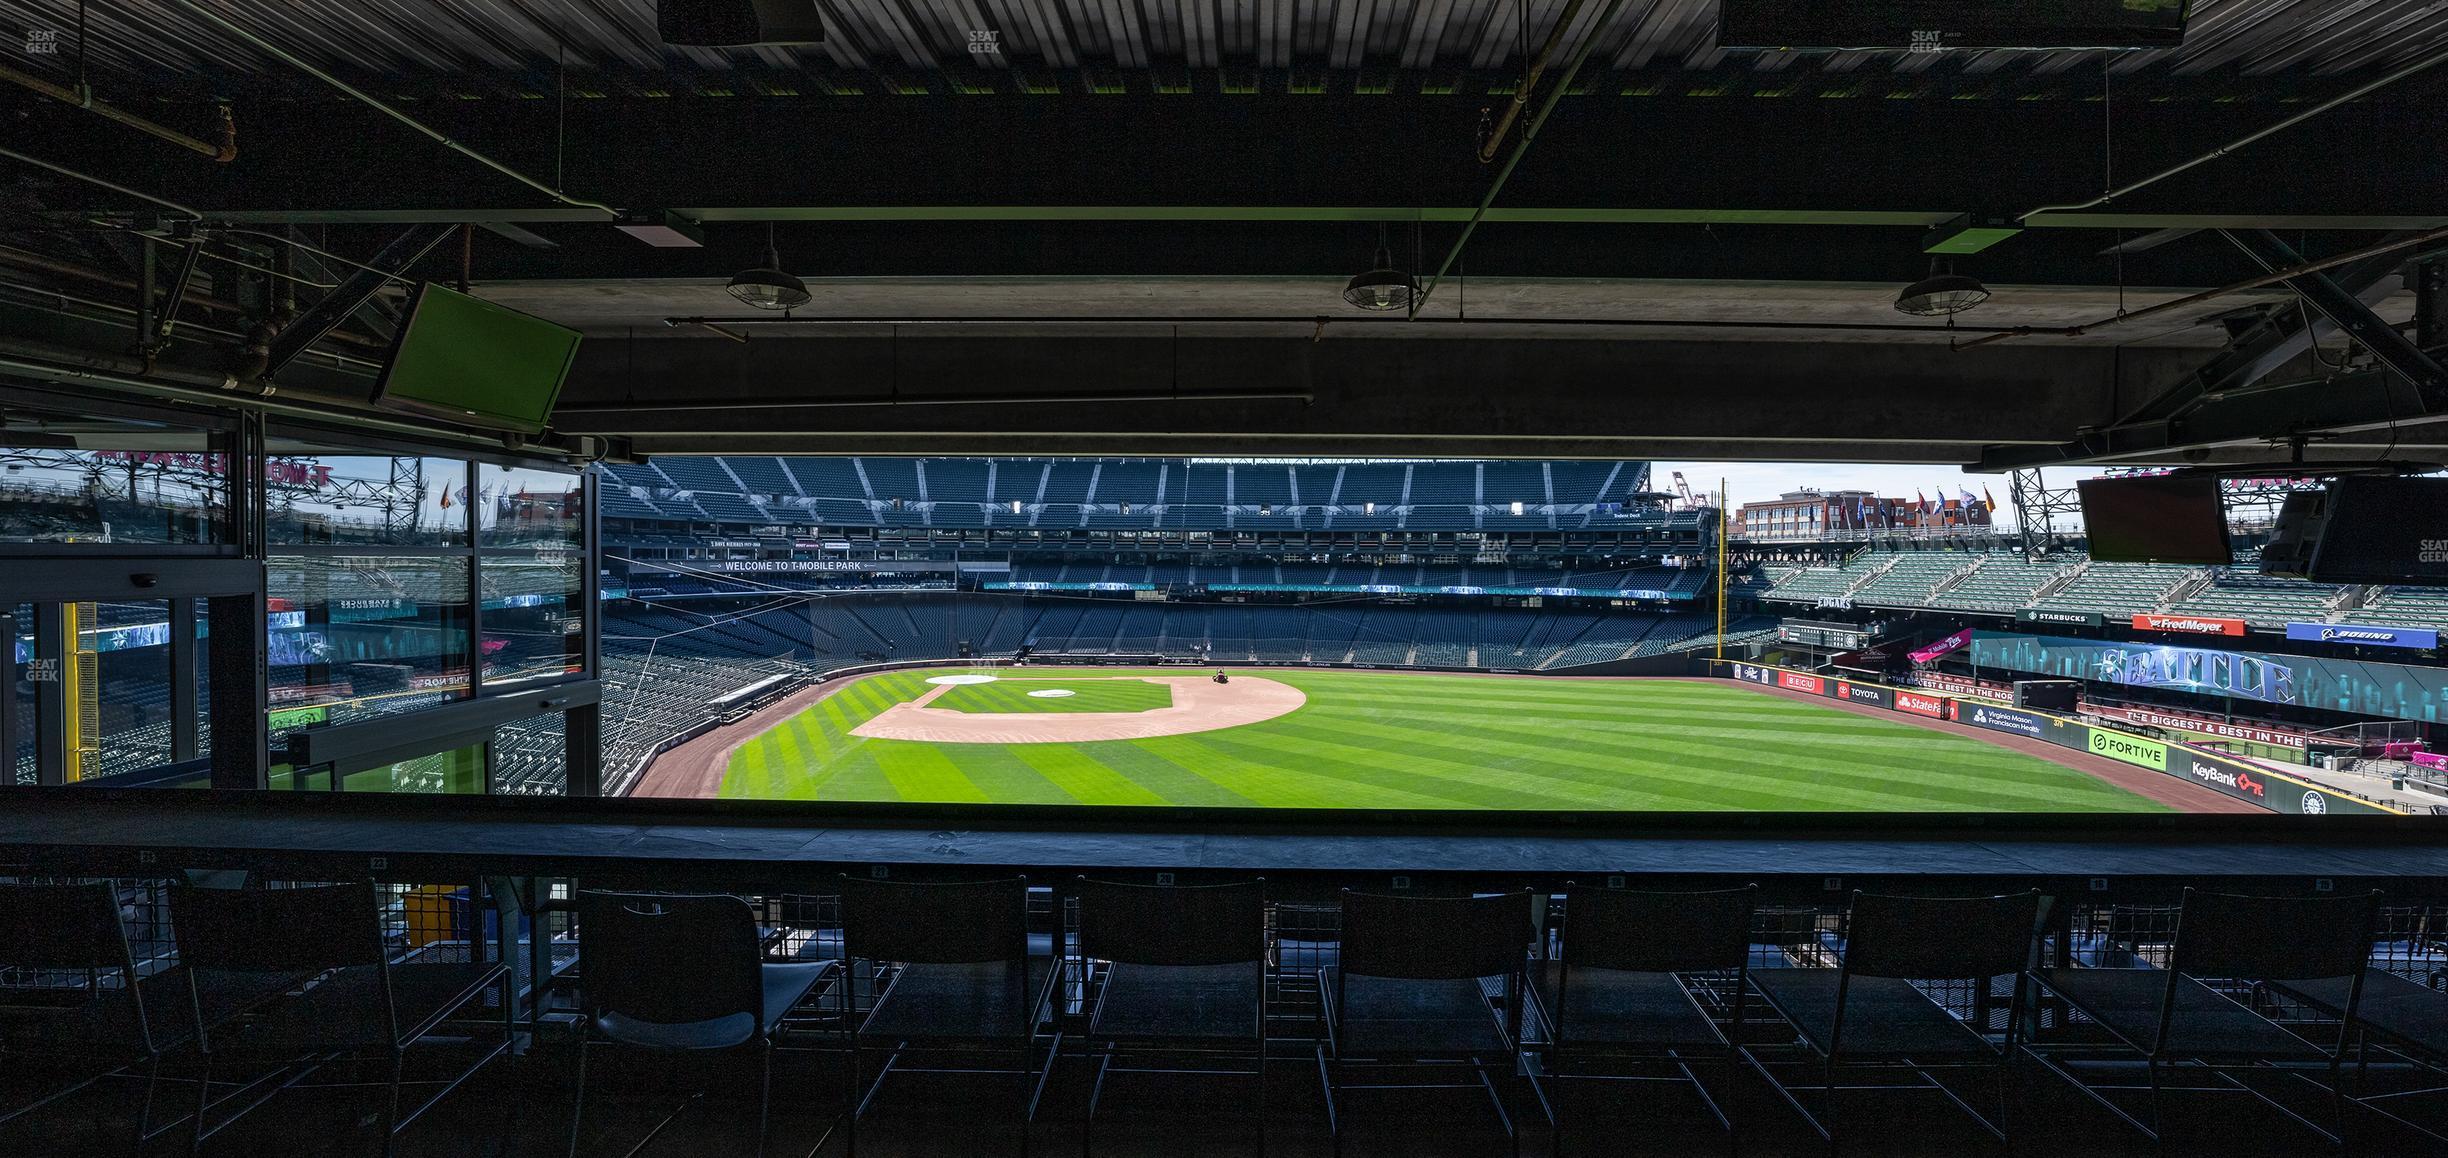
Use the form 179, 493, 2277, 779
187, 206, 2448, 231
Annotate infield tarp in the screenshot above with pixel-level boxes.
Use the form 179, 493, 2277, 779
1969, 631, 2448, 724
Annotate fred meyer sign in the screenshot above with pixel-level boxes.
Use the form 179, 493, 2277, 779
2285, 622, 2439, 651
2131, 614, 2246, 637
2087, 729, 2167, 772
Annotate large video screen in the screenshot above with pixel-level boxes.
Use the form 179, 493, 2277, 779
2078, 474, 2233, 564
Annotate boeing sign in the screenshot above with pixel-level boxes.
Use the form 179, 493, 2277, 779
2285, 622, 2439, 651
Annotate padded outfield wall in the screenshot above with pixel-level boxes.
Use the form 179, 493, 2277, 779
1716, 661, 2403, 817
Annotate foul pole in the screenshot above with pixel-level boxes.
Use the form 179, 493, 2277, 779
1714, 477, 1728, 662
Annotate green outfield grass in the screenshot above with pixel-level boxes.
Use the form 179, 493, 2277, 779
928, 677, 1175, 715
718, 668, 2165, 812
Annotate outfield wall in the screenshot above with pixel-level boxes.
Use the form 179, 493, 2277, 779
1711, 661, 2404, 816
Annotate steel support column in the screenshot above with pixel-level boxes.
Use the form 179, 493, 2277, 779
2221, 229, 2448, 402
261, 223, 457, 378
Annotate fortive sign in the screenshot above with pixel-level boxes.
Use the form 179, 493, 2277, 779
2284, 622, 2439, 650
2087, 729, 2168, 772
2131, 614, 2246, 637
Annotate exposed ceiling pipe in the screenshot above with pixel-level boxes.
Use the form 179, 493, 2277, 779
1477, 0, 1590, 164
1412, 0, 1628, 318
0, 144, 203, 220
0, 340, 559, 452
1953, 224, 2448, 350
2019, 44, 2448, 224
657, 313, 2035, 335
166, 0, 617, 220
555, 388, 1316, 415
0, 62, 236, 161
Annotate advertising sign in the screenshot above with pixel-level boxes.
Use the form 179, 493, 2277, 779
2131, 614, 2247, 637
1730, 662, 1774, 686
2086, 729, 2168, 772
1969, 631, 2448, 725
2170, 749, 2399, 815
1960, 703, 2050, 743
1833, 681, 1893, 709
2018, 608, 2106, 628
2285, 622, 2439, 651
1908, 629, 1972, 664
1776, 670, 1825, 695
1894, 690, 1948, 718
2085, 705, 2311, 751
1908, 671, 2015, 700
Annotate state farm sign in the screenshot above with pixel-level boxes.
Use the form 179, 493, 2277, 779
1895, 691, 1947, 718
2131, 614, 2246, 637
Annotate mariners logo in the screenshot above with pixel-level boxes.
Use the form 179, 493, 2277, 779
2301, 792, 2327, 815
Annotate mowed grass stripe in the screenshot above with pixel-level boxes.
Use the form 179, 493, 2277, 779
718, 668, 2166, 813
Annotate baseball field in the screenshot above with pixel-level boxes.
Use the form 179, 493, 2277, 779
711, 667, 2169, 812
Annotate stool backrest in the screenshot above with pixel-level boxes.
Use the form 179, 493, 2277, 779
1561, 884, 1756, 973
1076, 878, 1265, 966
1843, 891, 2043, 981
837, 875, 1030, 965
0, 881, 136, 973
2170, 888, 2379, 982
170, 881, 386, 972
1340, 890, 1536, 980
573, 891, 764, 1028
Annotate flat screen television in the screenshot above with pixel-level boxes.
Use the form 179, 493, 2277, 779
2077, 473, 2232, 564
373, 284, 581, 434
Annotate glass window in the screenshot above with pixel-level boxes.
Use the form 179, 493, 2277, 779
336, 742, 486, 794
481, 553, 585, 688
84, 600, 177, 780
492, 713, 564, 796
267, 554, 471, 743
0, 411, 227, 544
264, 448, 468, 546
479, 464, 583, 548
8, 602, 29, 786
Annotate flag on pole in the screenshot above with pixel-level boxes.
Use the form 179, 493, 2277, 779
1982, 484, 1997, 512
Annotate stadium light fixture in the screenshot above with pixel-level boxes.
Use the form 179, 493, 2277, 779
1343, 224, 1418, 312
1894, 271, 1991, 317
726, 222, 811, 311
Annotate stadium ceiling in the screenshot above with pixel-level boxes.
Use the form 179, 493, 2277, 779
1, 1, 2444, 466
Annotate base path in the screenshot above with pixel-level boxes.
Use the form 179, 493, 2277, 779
853, 674, 1306, 744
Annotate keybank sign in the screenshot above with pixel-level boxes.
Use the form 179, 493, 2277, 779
2087, 729, 2168, 772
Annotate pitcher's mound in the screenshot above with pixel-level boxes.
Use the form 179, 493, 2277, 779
854, 674, 1305, 744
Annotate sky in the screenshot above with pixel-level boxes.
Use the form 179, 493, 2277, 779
1652, 461, 2117, 531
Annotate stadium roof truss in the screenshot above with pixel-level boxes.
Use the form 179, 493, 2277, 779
1, 1, 2444, 466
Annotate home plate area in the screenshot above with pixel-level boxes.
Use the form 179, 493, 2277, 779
853, 673, 1307, 744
